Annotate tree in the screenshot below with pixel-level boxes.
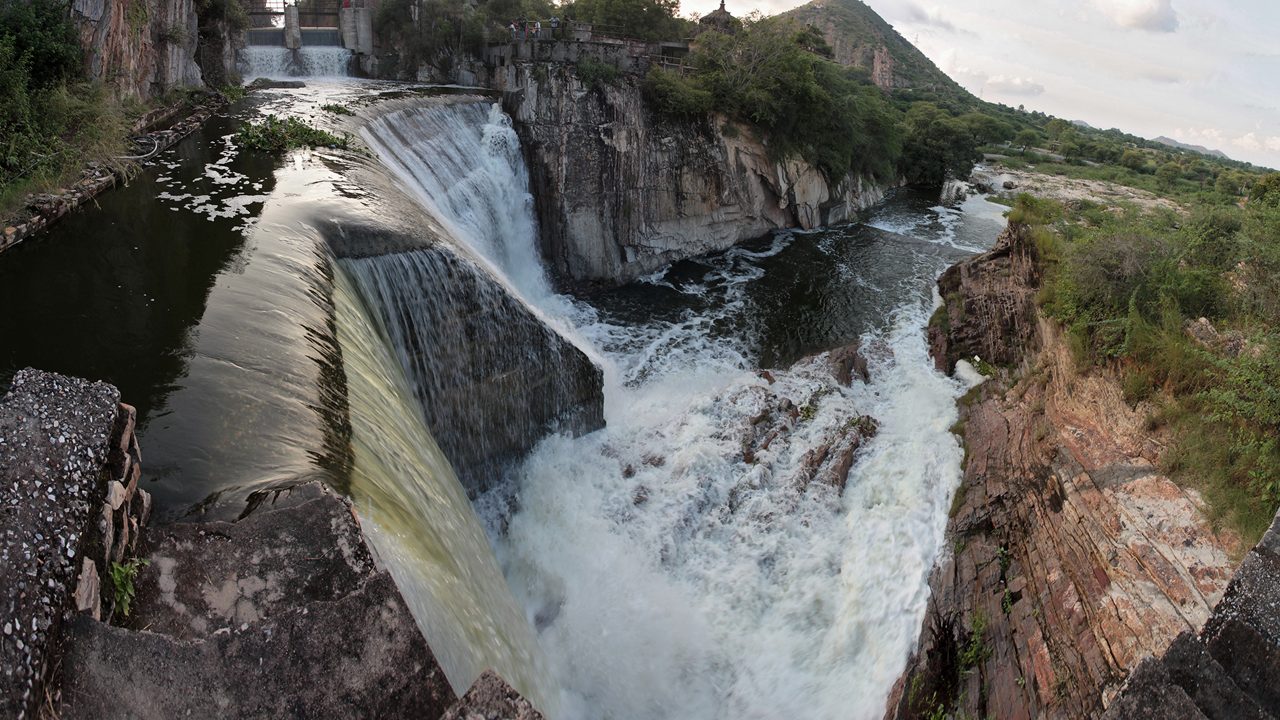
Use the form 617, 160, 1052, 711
1249, 173, 1280, 207
1215, 171, 1241, 197
899, 102, 980, 187
1044, 118, 1070, 141
564, 0, 685, 40
1014, 128, 1039, 154
1156, 161, 1181, 189
1120, 149, 1147, 172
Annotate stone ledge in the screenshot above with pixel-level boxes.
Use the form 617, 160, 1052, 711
0, 368, 144, 720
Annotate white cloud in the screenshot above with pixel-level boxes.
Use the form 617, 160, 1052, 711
1229, 132, 1280, 152
901, 3, 956, 32
986, 75, 1046, 96
1092, 0, 1178, 32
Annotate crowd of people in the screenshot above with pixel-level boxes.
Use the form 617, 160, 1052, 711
507, 16, 568, 40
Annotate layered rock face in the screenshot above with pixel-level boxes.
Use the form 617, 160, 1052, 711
70, 0, 204, 99
888, 224, 1238, 719
494, 64, 885, 285
69, 0, 242, 99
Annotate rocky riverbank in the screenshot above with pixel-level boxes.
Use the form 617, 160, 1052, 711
887, 223, 1240, 719
0, 92, 228, 255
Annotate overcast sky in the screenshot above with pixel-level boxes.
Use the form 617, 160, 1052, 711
677, 0, 1280, 169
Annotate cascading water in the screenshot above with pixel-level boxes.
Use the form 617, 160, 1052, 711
332, 264, 559, 712
241, 45, 353, 80
363, 97, 1008, 718
362, 102, 561, 308
337, 244, 601, 493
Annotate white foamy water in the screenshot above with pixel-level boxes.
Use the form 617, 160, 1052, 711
363, 97, 1006, 719
496, 262, 978, 719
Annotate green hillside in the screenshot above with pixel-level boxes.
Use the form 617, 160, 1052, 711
781, 0, 973, 103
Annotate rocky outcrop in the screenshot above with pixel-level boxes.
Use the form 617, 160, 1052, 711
70, 0, 206, 99
0, 369, 146, 720
927, 221, 1041, 373
495, 63, 886, 285
1103, 508, 1280, 719
56, 482, 458, 719
888, 228, 1238, 719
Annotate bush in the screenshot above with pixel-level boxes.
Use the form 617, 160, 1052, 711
642, 67, 712, 117
576, 56, 620, 88
236, 115, 350, 152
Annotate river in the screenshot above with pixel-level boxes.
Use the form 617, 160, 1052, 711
0, 77, 1007, 719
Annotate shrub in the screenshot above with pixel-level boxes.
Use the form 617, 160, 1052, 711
576, 56, 620, 88
642, 67, 712, 117
236, 115, 350, 152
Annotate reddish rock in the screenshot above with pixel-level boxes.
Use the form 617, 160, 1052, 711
887, 231, 1235, 720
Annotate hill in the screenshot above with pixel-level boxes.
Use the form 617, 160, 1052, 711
781, 0, 973, 102
1152, 135, 1231, 160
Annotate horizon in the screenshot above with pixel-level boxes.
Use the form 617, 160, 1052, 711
676, 0, 1280, 170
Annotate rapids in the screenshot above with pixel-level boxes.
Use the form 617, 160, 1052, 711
362, 98, 1009, 718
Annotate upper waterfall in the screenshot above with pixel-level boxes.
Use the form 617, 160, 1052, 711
362, 102, 558, 306
241, 46, 353, 80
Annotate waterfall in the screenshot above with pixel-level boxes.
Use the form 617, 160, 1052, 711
337, 245, 601, 494
241, 46, 353, 80
363, 102, 561, 308
354, 97, 1002, 718
332, 264, 559, 713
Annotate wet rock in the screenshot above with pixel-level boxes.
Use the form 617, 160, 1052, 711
497, 64, 888, 285
1003, 180, 1017, 190
57, 482, 456, 719
248, 78, 307, 89
442, 670, 545, 720
827, 341, 870, 385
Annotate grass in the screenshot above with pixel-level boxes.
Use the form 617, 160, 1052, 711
319, 103, 354, 116
236, 115, 350, 152
0, 82, 137, 221
109, 557, 150, 618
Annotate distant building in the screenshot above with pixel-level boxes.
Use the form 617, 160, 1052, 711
697, 0, 739, 35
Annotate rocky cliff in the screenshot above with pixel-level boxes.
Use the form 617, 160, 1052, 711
887, 224, 1239, 719
69, 0, 240, 99
494, 63, 887, 285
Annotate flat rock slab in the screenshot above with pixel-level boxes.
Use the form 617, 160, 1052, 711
0, 368, 121, 719
57, 482, 457, 719
128, 482, 377, 639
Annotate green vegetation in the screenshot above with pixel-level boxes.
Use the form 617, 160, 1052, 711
0, 0, 138, 217
319, 103, 354, 116
109, 557, 150, 618
959, 610, 990, 670
575, 56, 621, 87
221, 85, 248, 103
562, 0, 691, 41
1014, 185, 1280, 541
645, 16, 905, 182
236, 115, 350, 152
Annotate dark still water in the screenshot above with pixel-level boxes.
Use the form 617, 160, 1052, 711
0, 86, 375, 518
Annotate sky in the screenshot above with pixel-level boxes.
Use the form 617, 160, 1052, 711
677, 0, 1280, 169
